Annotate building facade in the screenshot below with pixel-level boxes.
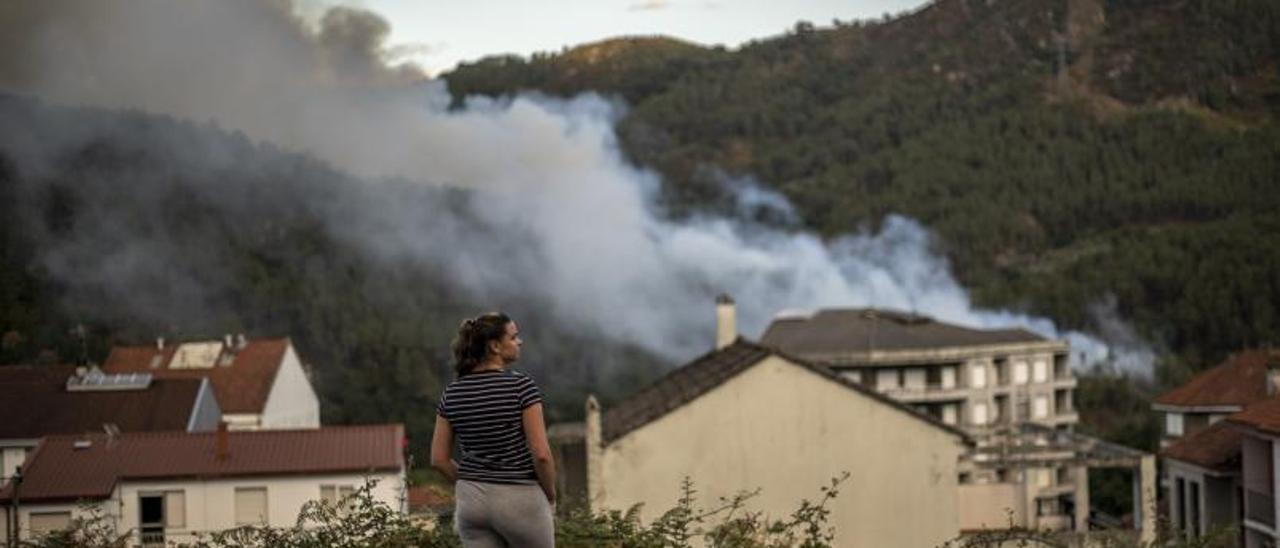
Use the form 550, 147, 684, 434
582, 339, 970, 548
0, 425, 405, 545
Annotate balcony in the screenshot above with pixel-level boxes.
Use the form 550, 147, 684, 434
1247, 489, 1275, 528
880, 383, 969, 403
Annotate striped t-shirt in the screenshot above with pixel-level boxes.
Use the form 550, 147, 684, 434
436, 369, 544, 484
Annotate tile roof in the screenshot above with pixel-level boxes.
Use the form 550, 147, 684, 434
601, 338, 969, 444
1226, 397, 1280, 436
1155, 349, 1280, 410
1160, 421, 1243, 473
0, 424, 404, 503
102, 338, 291, 414
0, 365, 204, 439
760, 308, 1050, 357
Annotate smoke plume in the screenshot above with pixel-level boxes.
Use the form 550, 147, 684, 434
0, 1, 1152, 372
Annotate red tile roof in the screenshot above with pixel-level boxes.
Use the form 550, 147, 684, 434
0, 365, 204, 439
1160, 421, 1243, 472
1154, 349, 1280, 410
102, 338, 291, 414
0, 424, 404, 503
1226, 397, 1280, 436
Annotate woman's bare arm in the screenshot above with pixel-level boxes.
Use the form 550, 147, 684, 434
430, 414, 458, 482
522, 402, 557, 504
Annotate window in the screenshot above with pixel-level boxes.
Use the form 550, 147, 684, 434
1033, 395, 1050, 418
1056, 467, 1072, 486
971, 402, 988, 426
942, 404, 957, 425
940, 366, 957, 389
970, 363, 987, 388
904, 368, 926, 390
993, 394, 1008, 423
843, 370, 862, 384
235, 487, 268, 525
1012, 361, 1029, 385
958, 472, 971, 484
1032, 359, 1048, 383
320, 484, 356, 505
875, 369, 899, 391
1166, 413, 1184, 436
28, 512, 71, 536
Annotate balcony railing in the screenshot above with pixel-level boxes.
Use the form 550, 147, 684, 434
1247, 489, 1275, 528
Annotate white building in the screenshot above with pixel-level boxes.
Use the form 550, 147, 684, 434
103, 336, 319, 430
0, 424, 405, 545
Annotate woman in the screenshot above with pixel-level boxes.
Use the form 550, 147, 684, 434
431, 312, 557, 547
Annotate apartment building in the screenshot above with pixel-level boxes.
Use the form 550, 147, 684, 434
757, 306, 1154, 536
760, 308, 1077, 433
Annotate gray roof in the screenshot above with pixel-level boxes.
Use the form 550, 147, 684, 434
601, 338, 970, 444
760, 308, 1050, 357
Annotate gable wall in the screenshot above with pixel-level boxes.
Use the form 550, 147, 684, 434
260, 344, 320, 429
597, 355, 962, 547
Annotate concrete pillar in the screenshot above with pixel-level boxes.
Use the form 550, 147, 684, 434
1138, 455, 1157, 545
1073, 465, 1090, 532
584, 395, 604, 511
715, 294, 736, 350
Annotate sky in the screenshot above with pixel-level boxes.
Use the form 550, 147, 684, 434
335, 0, 931, 75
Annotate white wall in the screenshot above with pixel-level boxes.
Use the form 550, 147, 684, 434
5, 471, 403, 544
260, 344, 321, 429
594, 355, 964, 548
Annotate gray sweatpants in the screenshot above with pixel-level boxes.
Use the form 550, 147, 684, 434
454, 479, 555, 548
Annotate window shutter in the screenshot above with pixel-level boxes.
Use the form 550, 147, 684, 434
165, 491, 186, 528
235, 487, 268, 525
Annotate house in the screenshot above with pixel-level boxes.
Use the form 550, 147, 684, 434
1224, 398, 1280, 548
0, 364, 221, 485
0, 424, 406, 545
1154, 349, 1278, 448
577, 337, 971, 547
756, 304, 1153, 537
102, 336, 319, 430
1151, 349, 1280, 546
1160, 421, 1243, 545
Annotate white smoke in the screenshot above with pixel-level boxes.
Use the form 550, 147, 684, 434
0, 1, 1153, 372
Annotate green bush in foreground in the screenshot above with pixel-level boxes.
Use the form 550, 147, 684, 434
15, 474, 1234, 548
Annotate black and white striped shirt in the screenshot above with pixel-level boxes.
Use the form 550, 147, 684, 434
436, 369, 543, 484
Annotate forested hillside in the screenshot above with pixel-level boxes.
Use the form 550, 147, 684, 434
0, 94, 666, 450
446, 0, 1280, 384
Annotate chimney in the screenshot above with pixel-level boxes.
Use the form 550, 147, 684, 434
715, 294, 736, 350
156, 337, 165, 351
224, 333, 233, 348
216, 421, 229, 461
235, 333, 248, 350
